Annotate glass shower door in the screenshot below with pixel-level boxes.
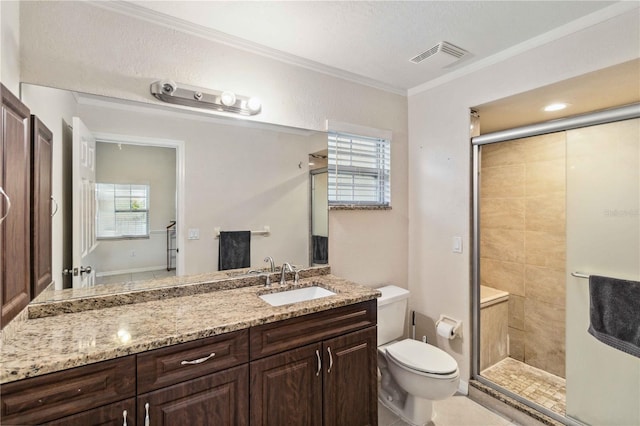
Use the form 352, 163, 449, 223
565, 118, 640, 425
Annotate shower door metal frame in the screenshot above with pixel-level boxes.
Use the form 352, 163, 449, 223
470, 102, 640, 426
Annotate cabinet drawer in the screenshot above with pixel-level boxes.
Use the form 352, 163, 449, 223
45, 398, 136, 426
137, 329, 248, 393
1, 356, 135, 425
250, 300, 376, 360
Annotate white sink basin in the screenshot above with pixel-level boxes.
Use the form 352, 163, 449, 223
259, 286, 336, 307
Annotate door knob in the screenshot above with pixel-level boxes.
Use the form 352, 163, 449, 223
80, 266, 93, 275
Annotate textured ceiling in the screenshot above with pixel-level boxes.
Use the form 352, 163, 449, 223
125, 1, 617, 92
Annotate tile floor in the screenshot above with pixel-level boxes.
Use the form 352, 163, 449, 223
95, 269, 176, 285
378, 396, 516, 426
481, 357, 566, 417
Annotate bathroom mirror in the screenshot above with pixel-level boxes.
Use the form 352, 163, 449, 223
22, 83, 328, 301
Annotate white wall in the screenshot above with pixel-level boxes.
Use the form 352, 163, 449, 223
408, 8, 639, 386
20, 0, 409, 289
1, 0, 20, 93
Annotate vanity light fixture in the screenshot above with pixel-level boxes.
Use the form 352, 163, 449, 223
150, 80, 262, 116
544, 102, 568, 112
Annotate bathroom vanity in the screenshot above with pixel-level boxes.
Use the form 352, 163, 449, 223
0, 271, 379, 425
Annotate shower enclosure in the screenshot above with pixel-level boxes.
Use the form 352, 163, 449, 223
472, 104, 640, 425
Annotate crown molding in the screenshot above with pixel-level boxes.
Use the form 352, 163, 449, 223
87, 0, 407, 96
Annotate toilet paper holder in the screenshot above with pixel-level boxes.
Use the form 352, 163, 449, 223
436, 315, 462, 339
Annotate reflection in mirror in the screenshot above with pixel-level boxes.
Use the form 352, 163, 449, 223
21, 84, 328, 300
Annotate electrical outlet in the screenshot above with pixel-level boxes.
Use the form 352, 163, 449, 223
188, 228, 200, 240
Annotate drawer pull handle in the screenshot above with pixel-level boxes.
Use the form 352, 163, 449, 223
315, 349, 321, 376
123, 409, 127, 426
145, 402, 150, 426
181, 352, 216, 365
327, 347, 333, 373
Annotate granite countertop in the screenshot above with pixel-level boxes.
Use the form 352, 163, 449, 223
0, 273, 380, 384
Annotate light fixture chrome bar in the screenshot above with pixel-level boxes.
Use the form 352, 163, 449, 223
150, 80, 261, 116
472, 102, 640, 146
571, 272, 589, 279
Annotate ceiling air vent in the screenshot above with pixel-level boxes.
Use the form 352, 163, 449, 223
410, 41, 468, 67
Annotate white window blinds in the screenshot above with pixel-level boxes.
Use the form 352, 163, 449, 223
328, 131, 390, 206
96, 183, 150, 238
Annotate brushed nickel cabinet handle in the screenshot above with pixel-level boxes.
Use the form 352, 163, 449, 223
315, 349, 322, 376
327, 347, 333, 374
122, 409, 127, 426
51, 196, 59, 217
181, 352, 216, 365
144, 402, 150, 426
0, 187, 11, 224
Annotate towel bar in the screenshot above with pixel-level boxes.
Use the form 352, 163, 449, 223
571, 272, 589, 279
214, 226, 270, 239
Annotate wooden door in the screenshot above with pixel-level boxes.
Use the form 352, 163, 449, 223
1, 84, 31, 328
250, 343, 322, 426
71, 117, 96, 287
31, 116, 53, 298
323, 327, 378, 426
138, 365, 248, 426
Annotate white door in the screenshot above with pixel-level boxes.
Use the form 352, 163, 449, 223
71, 117, 97, 288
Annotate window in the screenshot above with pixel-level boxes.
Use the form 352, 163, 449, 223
328, 131, 390, 207
96, 183, 149, 238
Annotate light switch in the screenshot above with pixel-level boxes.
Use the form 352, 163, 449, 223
453, 236, 463, 253
188, 228, 200, 240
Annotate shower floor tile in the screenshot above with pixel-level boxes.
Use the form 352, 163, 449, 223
481, 357, 566, 417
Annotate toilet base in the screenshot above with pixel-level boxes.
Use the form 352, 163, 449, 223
379, 392, 434, 426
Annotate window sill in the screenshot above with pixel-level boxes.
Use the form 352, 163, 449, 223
329, 205, 392, 211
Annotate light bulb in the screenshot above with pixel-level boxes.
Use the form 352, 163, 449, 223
220, 91, 237, 107
247, 97, 262, 112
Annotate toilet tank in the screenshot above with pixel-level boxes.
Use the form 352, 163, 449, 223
377, 285, 410, 345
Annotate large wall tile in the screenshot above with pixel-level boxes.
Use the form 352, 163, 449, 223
508, 294, 525, 330
526, 159, 565, 197
480, 258, 525, 296
525, 193, 566, 234
481, 139, 526, 168
524, 132, 566, 163
508, 327, 525, 361
481, 229, 525, 264
481, 165, 525, 198
525, 230, 566, 270
481, 198, 525, 230
524, 298, 566, 378
526, 265, 566, 307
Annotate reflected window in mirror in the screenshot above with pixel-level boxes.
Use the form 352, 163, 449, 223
97, 183, 150, 239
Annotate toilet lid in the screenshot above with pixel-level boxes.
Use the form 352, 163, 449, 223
386, 339, 458, 375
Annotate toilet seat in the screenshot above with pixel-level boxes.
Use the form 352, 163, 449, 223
385, 339, 458, 377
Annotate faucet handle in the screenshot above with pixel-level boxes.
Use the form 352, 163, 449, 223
262, 273, 271, 287
294, 268, 300, 285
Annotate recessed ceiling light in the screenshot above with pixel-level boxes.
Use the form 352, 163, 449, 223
544, 103, 568, 112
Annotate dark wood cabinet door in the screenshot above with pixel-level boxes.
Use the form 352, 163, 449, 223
1, 83, 31, 329
323, 327, 378, 426
45, 398, 136, 426
30, 115, 53, 298
138, 364, 248, 426
250, 343, 322, 426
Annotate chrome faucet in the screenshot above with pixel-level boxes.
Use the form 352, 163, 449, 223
264, 256, 275, 272
280, 262, 294, 286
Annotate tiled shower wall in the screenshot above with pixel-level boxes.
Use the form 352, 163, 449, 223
480, 132, 566, 378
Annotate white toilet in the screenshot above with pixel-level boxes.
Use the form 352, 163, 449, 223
377, 285, 460, 426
